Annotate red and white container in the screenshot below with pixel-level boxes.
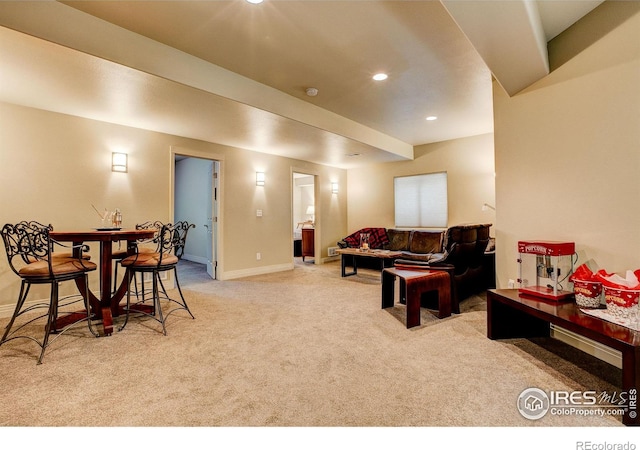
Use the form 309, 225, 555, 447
572, 279, 602, 308
603, 286, 640, 319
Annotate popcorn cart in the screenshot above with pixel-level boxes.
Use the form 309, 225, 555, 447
517, 241, 576, 301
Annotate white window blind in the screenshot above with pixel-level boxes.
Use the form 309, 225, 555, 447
394, 172, 448, 228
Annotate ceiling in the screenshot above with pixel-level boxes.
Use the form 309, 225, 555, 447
0, 1, 604, 168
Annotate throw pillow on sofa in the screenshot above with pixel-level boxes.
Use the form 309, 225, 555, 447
342, 227, 389, 249
385, 229, 411, 251
409, 230, 444, 254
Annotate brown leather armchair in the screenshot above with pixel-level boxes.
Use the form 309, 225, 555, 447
394, 224, 493, 312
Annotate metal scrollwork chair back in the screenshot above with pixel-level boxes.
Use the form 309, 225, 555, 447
135, 220, 165, 250
111, 220, 164, 294
0, 221, 98, 364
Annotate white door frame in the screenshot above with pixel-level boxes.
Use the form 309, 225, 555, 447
170, 146, 225, 279
291, 167, 319, 265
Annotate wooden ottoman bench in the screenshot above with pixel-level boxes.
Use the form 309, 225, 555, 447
381, 268, 452, 328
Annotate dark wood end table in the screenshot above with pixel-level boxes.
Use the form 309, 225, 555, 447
382, 267, 452, 328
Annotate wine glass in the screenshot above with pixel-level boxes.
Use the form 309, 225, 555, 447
100, 209, 111, 228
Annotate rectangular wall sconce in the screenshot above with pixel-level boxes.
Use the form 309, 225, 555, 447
331, 182, 339, 194
256, 172, 265, 186
112, 152, 128, 173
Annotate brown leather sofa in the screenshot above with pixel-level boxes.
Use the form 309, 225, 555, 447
338, 224, 494, 311
393, 224, 493, 311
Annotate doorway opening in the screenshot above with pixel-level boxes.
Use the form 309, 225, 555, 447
293, 172, 316, 265
173, 153, 220, 284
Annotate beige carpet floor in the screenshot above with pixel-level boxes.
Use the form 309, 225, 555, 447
0, 260, 625, 430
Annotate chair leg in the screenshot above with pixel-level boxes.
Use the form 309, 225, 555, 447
155, 267, 195, 325
133, 271, 140, 302
118, 269, 133, 332
2, 277, 97, 364
173, 267, 195, 319
113, 262, 140, 297
119, 269, 166, 335
153, 272, 167, 336
156, 268, 194, 319
83, 275, 99, 338
139, 273, 149, 311
37, 282, 59, 364
0, 281, 29, 344
112, 263, 119, 294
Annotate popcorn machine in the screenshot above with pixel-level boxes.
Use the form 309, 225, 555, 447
517, 241, 576, 301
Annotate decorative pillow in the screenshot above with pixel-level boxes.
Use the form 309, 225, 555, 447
409, 231, 444, 254
385, 229, 411, 251
343, 227, 389, 249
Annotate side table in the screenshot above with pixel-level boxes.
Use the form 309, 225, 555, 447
382, 267, 452, 328
301, 228, 314, 261
488, 289, 639, 426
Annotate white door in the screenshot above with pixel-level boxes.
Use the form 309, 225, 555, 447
206, 162, 219, 279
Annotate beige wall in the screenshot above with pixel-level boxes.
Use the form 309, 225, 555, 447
346, 133, 496, 233
3, 2, 636, 314
219, 146, 347, 277
0, 102, 348, 310
493, 3, 640, 288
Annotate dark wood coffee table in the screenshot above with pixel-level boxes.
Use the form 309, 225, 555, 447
336, 248, 403, 279
487, 289, 639, 426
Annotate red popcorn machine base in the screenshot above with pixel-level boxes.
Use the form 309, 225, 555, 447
517, 240, 576, 301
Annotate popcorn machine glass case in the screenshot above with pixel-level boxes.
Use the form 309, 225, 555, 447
517, 241, 576, 301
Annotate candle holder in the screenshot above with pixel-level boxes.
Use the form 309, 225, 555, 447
359, 233, 370, 252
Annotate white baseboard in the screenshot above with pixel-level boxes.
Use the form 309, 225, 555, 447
219, 263, 294, 280
0, 301, 24, 319
551, 324, 622, 369
0, 274, 171, 319
322, 255, 340, 264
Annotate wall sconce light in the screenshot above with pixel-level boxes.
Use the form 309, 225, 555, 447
256, 172, 265, 186
482, 203, 496, 211
331, 182, 339, 194
112, 152, 128, 173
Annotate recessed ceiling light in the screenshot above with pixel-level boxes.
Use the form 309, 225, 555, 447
372, 73, 388, 81
305, 87, 318, 97
426, 116, 438, 121
246, 0, 263, 4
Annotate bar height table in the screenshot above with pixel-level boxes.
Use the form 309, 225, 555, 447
50, 229, 155, 335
